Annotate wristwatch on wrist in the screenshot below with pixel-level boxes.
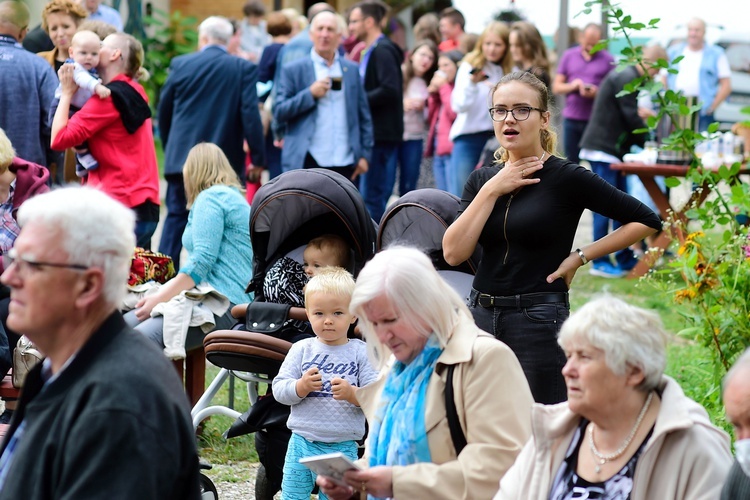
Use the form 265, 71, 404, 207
576, 248, 588, 265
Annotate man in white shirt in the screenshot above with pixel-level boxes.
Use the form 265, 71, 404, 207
273, 11, 373, 183
666, 18, 731, 131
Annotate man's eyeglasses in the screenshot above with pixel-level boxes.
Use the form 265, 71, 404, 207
3, 248, 89, 276
488, 106, 544, 122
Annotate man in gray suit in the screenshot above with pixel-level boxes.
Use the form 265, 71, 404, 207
273, 11, 372, 183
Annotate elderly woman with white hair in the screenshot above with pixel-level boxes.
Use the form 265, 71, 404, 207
317, 246, 534, 500
496, 295, 732, 500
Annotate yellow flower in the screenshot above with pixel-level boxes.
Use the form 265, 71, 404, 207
675, 288, 697, 302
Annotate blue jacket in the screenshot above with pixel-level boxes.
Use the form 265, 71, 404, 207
0, 36, 57, 166
273, 55, 373, 172
180, 185, 253, 305
667, 43, 726, 115
158, 45, 266, 177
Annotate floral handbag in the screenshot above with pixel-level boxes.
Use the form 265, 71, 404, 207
128, 247, 176, 287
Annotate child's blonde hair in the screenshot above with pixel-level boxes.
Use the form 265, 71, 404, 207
306, 234, 351, 269
304, 267, 355, 307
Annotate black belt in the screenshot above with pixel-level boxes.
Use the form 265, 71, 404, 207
476, 291, 569, 309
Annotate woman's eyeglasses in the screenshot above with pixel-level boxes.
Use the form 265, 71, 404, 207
488, 106, 544, 122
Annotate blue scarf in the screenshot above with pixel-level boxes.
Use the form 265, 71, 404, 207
369, 334, 443, 467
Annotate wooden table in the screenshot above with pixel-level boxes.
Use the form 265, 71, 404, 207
611, 162, 750, 278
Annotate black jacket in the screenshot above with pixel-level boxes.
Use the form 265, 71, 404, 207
362, 36, 404, 143
579, 65, 647, 160
0, 313, 201, 500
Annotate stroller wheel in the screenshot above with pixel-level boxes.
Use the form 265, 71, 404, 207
200, 472, 218, 499
255, 464, 278, 500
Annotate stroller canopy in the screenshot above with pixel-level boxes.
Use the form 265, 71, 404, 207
378, 188, 482, 275
249, 169, 377, 295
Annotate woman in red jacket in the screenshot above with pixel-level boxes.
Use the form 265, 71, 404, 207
51, 33, 160, 249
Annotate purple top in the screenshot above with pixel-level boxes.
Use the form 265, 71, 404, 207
557, 46, 614, 120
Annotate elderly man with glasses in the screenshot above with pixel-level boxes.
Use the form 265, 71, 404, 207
0, 187, 200, 499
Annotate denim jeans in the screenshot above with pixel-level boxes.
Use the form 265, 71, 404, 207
589, 160, 636, 267
562, 118, 588, 165
432, 153, 451, 192
448, 131, 493, 196
135, 221, 159, 250
397, 139, 423, 196
159, 173, 189, 269
699, 113, 715, 133
468, 289, 569, 404
360, 141, 399, 222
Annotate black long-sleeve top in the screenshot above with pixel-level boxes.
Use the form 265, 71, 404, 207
458, 155, 661, 295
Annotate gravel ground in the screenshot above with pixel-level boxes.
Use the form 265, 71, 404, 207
205, 462, 260, 499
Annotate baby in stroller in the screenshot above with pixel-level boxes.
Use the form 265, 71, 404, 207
231, 234, 351, 341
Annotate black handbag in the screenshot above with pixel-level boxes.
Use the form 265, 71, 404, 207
244, 301, 292, 337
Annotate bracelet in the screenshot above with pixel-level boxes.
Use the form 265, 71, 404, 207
576, 248, 588, 265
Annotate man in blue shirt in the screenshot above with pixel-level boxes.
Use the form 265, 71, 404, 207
274, 11, 373, 184
80, 0, 123, 31
347, 1, 403, 221
0, 1, 57, 168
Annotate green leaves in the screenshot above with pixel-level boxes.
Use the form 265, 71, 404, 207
587, 1, 750, 419
139, 8, 198, 113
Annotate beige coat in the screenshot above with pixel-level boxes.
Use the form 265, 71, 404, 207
495, 375, 732, 500
356, 316, 534, 500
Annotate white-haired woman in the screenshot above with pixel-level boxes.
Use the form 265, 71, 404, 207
317, 246, 534, 499
496, 295, 732, 500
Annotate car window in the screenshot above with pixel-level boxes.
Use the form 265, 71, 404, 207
719, 42, 750, 73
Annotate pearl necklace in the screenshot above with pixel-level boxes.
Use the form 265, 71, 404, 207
588, 391, 653, 474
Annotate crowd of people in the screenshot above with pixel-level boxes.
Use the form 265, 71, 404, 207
0, 0, 745, 498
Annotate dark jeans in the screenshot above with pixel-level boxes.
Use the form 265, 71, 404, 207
448, 131, 493, 196
468, 289, 569, 404
562, 118, 588, 165
159, 173, 189, 269
396, 139, 423, 196
303, 154, 358, 189
360, 141, 399, 222
589, 160, 636, 267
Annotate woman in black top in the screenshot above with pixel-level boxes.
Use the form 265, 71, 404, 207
443, 72, 661, 404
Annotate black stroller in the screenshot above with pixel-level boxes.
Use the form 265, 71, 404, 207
378, 188, 482, 298
198, 168, 377, 499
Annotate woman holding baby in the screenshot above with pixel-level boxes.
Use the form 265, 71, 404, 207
51, 32, 160, 248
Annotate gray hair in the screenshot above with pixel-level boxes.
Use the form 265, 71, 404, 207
349, 246, 472, 370
724, 348, 750, 390
558, 295, 670, 391
199, 16, 233, 45
17, 187, 135, 309
310, 10, 341, 34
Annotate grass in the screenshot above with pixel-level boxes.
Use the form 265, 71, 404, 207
197, 368, 261, 471
196, 264, 727, 467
